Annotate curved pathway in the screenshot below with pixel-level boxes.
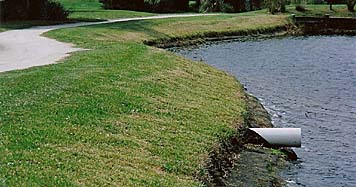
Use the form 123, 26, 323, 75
0, 14, 218, 73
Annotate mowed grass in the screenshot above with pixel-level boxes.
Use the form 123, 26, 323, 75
0, 42, 245, 186
286, 4, 356, 17
56, 0, 155, 20
46, 13, 288, 44
0, 12, 288, 186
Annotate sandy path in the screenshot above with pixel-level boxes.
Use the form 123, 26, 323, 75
0, 14, 217, 73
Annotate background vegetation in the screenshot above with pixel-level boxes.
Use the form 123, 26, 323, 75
99, 0, 263, 12
99, 0, 190, 12
1, 0, 355, 22
0, 0, 68, 21
56, 0, 155, 21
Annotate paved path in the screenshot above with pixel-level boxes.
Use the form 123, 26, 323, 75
0, 14, 218, 73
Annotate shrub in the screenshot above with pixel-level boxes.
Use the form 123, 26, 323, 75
44, 1, 69, 20
145, 0, 189, 12
199, 0, 236, 12
251, 0, 264, 10
265, 0, 286, 13
347, 0, 356, 11
199, 0, 262, 13
0, 0, 68, 21
295, 4, 306, 12
225, 0, 247, 12
99, 0, 145, 11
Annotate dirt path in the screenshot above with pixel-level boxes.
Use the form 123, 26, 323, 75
0, 14, 218, 73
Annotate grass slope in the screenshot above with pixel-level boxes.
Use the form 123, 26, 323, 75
0, 11, 287, 186
47, 13, 287, 44
0, 42, 245, 187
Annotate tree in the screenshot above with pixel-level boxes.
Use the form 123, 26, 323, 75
326, 0, 334, 10
99, 0, 145, 11
347, 0, 356, 11
100, 0, 189, 12
265, 0, 286, 14
145, 0, 189, 12
0, 0, 68, 21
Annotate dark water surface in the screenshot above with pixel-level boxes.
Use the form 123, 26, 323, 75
170, 36, 356, 187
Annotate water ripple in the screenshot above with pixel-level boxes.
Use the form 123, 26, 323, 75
172, 36, 356, 187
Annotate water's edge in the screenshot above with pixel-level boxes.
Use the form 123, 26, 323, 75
146, 25, 290, 49
153, 25, 299, 186
154, 27, 297, 186
172, 34, 356, 186
161, 19, 356, 186
199, 93, 293, 186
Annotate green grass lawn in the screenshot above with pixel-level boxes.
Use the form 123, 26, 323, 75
57, 0, 155, 21
286, 4, 356, 17
0, 10, 288, 186
57, 0, 103, 11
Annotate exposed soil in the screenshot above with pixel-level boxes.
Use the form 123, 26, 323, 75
198, 94, 295, 187
145, 25, 290, 48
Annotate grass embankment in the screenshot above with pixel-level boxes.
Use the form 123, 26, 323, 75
0, 11, 287, 186
49, 13, 288, 44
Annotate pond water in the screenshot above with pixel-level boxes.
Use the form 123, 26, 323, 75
170, 36, 356, 187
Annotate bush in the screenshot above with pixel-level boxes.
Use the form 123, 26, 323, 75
295, 4, 306, 11
43, 1, 69, 20
146, 0, 189, 12
251, 0, 264, 10
347, 0, 356, 11
225, 0, 248, 12
199, 0, 238, 12
99, 0, 145, 11
0, 0, 68, 21
265, 0, 286, 13
199, 0, 262, 13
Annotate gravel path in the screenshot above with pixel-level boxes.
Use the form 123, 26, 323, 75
0, 14, 217, 73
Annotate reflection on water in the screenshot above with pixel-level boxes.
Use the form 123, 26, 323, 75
171, 36, 356, 187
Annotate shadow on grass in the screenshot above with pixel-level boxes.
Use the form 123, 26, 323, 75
91, 20, 171, 40
0, 18, 104, 30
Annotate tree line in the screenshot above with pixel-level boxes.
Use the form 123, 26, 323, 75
100, 0, 263, 13
0, 0, 68, 21
1, 0, 355, 22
